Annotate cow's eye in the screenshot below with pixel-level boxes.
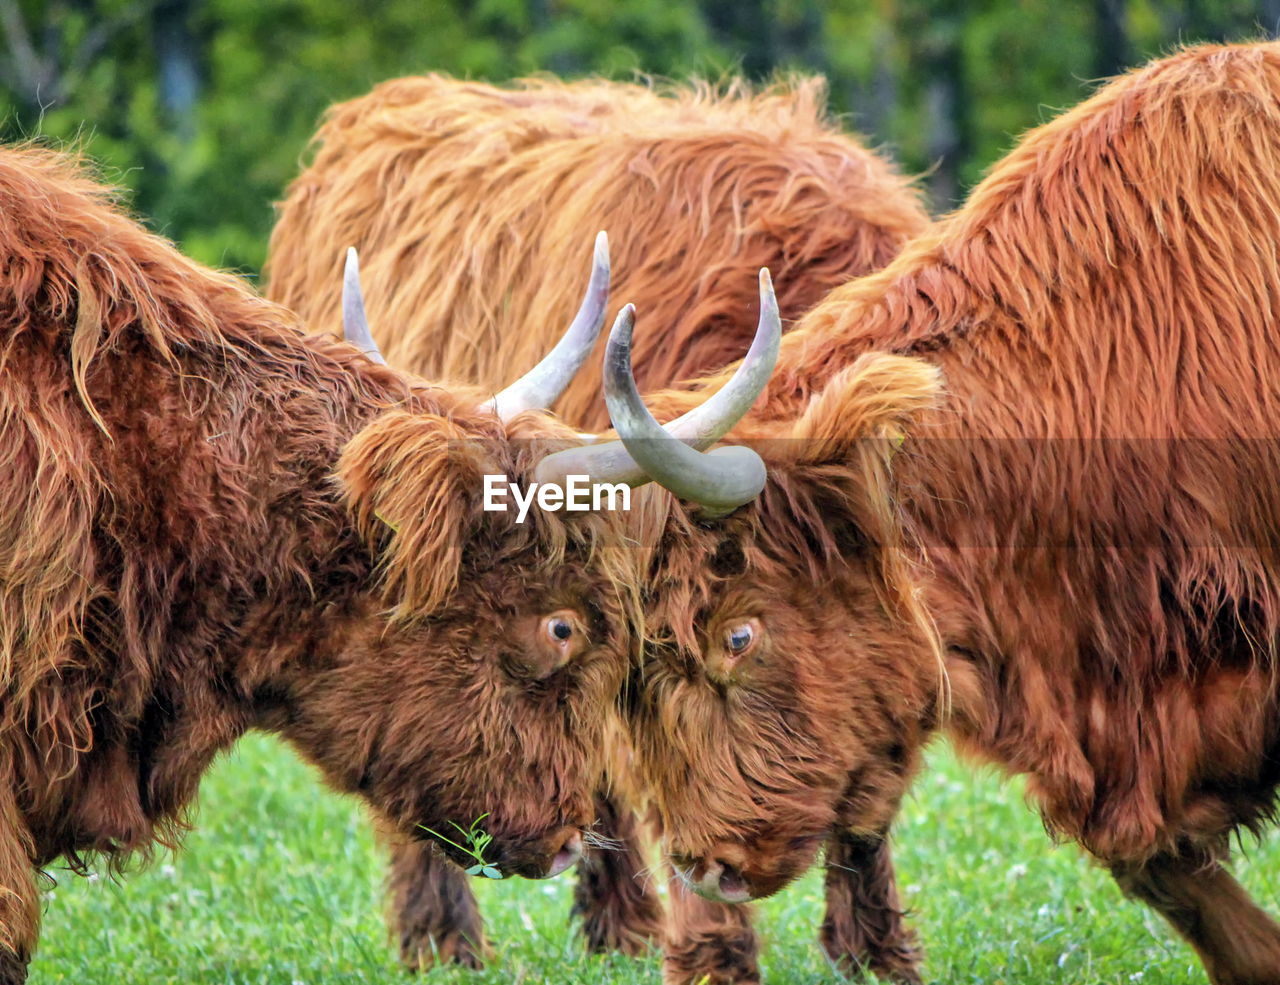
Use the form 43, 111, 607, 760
545, 614, 575, 645
725, 622, 756, 655
706, 617, 763, 682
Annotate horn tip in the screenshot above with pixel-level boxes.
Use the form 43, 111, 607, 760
608, 304, 636, 350
758, 268, 779, 322
593, 231, 610, 275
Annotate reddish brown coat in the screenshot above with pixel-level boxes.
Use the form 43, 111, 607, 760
0, 145, 636, 981
632, 42, 1280, 984
263, 75, 927, 428
265, 74, 934, 984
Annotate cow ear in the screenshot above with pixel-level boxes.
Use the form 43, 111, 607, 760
786, 353, 941, 462
774, 354, 943, 669
772, 352, 940, 568
337, 410, 494, 619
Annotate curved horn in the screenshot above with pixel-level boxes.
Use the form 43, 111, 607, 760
535, 269, 780, 516
486, 231, 610, 422
601, 303, 768, 515
342, 247, 386, 365
657, 267, 780, 446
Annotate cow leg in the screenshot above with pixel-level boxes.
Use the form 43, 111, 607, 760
0, 796, 35, 984
387, 839, 486, 970
1111, 850, 1280, 985
662, 872, 760, 985
571, 788, 662, 954
820, 831, 922, 983
0, 951, 25, 985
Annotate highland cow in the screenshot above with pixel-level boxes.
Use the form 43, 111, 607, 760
0, 145, 763, 982
579, 41, 1280, 985
539, 304, 938, 985
266, 75, 930, 979
264, 74, 927, 430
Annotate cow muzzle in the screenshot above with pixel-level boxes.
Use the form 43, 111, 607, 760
669, 836, 817, 903
541, 828, 584, 879
671, 852, 753, 903
501, 825, 584, 880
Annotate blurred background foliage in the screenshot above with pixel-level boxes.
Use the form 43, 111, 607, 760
2, 0, 1279, 273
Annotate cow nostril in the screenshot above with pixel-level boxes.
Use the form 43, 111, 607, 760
717, 861, 747, 899
698, 857, 724, 883
544, 830, 582, 879
691, 855, 751, 903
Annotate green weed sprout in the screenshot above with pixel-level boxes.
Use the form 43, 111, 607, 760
419, 814, 503, 879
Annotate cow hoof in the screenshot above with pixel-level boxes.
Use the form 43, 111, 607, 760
662, 941, 760, 985
662, 962, 760, 985
400, 931, 487, 972
822, 949, 923, 984
579, 912, 661, 957
820, 928, 923, 983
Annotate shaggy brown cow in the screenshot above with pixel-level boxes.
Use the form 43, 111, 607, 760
265, 75, 930, 980
586, 41, 1280, 985
0, 144, 702, 982
540, 313, 940, 985
264, 74, 927, 430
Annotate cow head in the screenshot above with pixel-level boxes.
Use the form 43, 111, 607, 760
280, 236, 637, 879
548, 289, 945, 899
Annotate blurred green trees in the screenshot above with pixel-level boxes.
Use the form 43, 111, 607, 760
2, 0, 1276, 273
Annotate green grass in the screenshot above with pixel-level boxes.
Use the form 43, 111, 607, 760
32, 734, 1278, 984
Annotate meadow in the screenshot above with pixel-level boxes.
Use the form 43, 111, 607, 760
30, 734, 1278, 984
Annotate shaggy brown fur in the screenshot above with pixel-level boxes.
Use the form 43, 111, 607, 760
569, 789, 665, 955
613, 352, 943, 985
0, 144, 640, 981
384, 785, 662, 970
263, 74, 927, 429
387, 840, 487, 969
265, 74, 930, 982
632, 41, 1280, 984
662, 880, 761, 985
660, 832, 918, 985
628, 354, 943, 907
820, 833, 919, 983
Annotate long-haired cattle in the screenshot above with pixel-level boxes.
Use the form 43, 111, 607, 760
0, 144, 656, 982
264, 74, 927, 429
265, 75, 930, 981
598, 42, 1280, 985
